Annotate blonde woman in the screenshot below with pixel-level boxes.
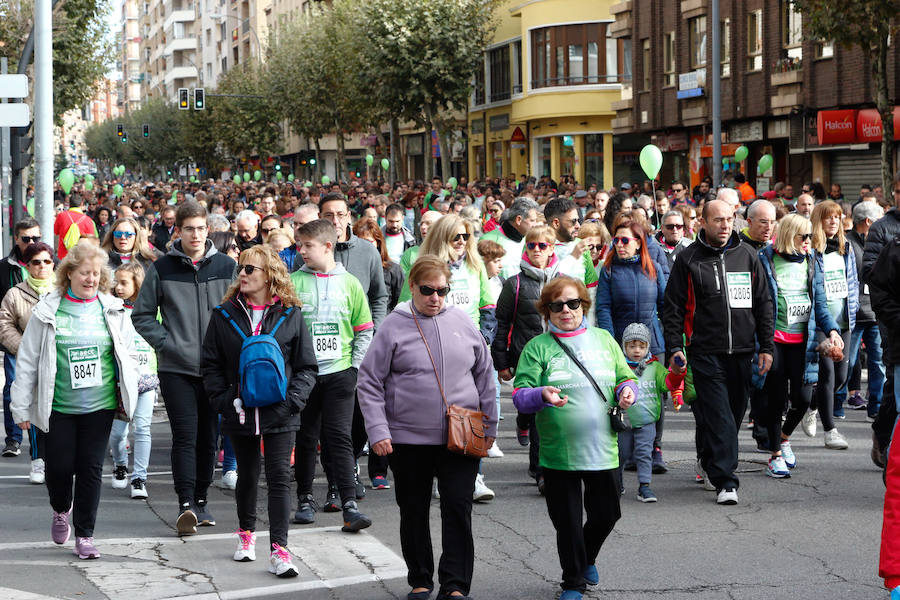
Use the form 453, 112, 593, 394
11, 241, 138, 559
101, 217, 162, 272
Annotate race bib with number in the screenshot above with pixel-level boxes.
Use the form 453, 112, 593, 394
312, 322, 341, 360
824, 269, 848, 300
785, 294, 812, 325
68, 346, 102, 389
447, 276, 472, 310
726, 272, 752, 308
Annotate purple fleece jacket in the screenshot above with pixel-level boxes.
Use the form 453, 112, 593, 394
357, 301, 498, 446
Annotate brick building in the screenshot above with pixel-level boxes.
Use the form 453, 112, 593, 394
610, 0, 900, 197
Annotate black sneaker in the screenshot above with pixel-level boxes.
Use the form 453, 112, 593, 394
293, 494, 317, 524
176, 502, 197, 535
323, 486, 341, 512
354, 463, 366, 500
516, 428, 530, 446
1, 440, 21, 457
651, 448, 668, 474
341, 500, 372, 533
194, 498, 216, 526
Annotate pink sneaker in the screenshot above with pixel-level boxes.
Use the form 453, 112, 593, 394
51, 509, 71, 545
74, 536, 100, 559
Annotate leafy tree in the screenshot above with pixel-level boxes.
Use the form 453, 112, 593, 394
794, 0, 900, 192
211, 62, 282, 161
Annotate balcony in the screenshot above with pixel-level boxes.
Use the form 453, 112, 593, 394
165, 36, 197, 55
164, 65, 199, 85
770, 61, 803, 116
771, 70, 802, 86
680, 0, 706, 19
163, 10, 194, 32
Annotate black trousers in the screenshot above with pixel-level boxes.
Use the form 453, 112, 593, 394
542, 467, 621, 593
815, 329, 851, 432
230, 430, 294, 548
295, 368, 357, 504
159, 372, 218, 507
45, 409, 114, 538
516, 412, 541, 479
690, 352, 752, 491
764, 342, 811, 451
749, 388, 770, 447
389, 444, 480, 597
322, 394, 391, 482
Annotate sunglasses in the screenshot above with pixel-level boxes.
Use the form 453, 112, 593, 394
672, 188, 684, 193
228, 244, 240, 253
29, 259, 53, 266
20, 236, 41, 244
664, 223, 685, 230
548, 298, 583, 313
613, 236, 638, 245
262, 227, 280, 235
796, 233, 812, 241
113, 231, 136, 239
418, 285, 451, 297
586, 244, 601, 252
452, 233, 471, 242
240, 264, 265, 275
526, 241, 550, 250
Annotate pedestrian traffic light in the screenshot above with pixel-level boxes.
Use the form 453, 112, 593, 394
309, 156, 316, 166
178, 88, 189, 110
142, 124, 150, 137
121, 133, 128, 143
116, 123, 124, 137
194, 88, 205, 110
10, 123, 33, 173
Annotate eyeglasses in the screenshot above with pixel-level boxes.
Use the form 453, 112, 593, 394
547, 298, 583, 313
113, 231, 136, 239
796, 233, 812, 241
526, 241, 550, 250
132, 204, 144, 210
29, 259, 52, 266
262, 227, 280, 235
20, 236, 40, 244
418, 285, 451, 297
452, 232, 471, 242
664, 223, 684, 230
181, 225, 208, 234
613, 236, 638, 245
321, 212, 349, 220
240, 264, 265, 275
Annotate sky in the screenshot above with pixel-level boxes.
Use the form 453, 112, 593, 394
107, 0, 122, 79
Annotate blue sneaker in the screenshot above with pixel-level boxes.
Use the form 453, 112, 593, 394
779, 441, 796, 468
891, 585, 900, 600
560, 590, 583, 600
637, 484, 658, 503
766, 456, 790, 478
583, 564, 599, 586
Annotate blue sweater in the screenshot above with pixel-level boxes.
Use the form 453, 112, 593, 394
595, 255, 668, 356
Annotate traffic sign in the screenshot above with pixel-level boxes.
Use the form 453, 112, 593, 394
0, 74, 29, 98
0, 103, 30, 127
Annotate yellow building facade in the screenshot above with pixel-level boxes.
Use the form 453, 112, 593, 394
468, 0, 627, 188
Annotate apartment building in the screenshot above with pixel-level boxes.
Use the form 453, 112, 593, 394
57, 80, 120, 172
610, 0, 900, 194
119, 0, 143, 114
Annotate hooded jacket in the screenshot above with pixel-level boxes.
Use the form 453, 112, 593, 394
201, 295, 318, 436
357, 301, 497, 447
869, 234, 900, 365
292, 226, 388, 327
133, 239, 237, 377
10, 290, 138, 432
846, 229, 875, 324
596, 254, 668, 356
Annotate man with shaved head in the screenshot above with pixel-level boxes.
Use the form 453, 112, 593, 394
663, 198, 774, 506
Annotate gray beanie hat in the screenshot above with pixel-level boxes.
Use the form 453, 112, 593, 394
622, 322, 651, 349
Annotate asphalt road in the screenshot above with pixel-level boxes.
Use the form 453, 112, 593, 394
0, 388, 890, 600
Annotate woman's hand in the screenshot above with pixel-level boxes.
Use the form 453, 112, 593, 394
498, 368, 513, 381
829, 330, 844, 350
372, 439, 393, 456
618, 386, 635, 409
542, 386, 568, 407
569, 239, 586, 259
17, 421, 30, 431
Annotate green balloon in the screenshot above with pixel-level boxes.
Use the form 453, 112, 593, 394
304, 181, 313, 188
233, 174, 241, 184
254, 170, 262, 181
288, 174, 295, 182
113, 184, 123, 198
381, 158, 390, 170
639, 144, 663, 180
190, 175, 197, 182
243, 172, 251, 182
84, 173, 94, 183
448, 176, 458, 190
321, 175, 331, 185
84, 180, 94, 191
276, 171, 283, 180
734, 145, 750, 162
58, 168, 75, 194
365, 154, 374, 166
757, 153, 774, 175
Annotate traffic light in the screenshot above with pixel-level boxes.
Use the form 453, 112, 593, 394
10, 123, 33, 173
116, 123, 124, 137
178, 88, 189, 110
121, 132, 128, 143
142, 124, 150, 137
309, 156, 316, 166
194, 88, 205, 110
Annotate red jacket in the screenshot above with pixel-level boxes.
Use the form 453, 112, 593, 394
881, 420, 900, 591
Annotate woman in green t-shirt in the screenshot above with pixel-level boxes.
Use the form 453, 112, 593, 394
10, 242, 138, 560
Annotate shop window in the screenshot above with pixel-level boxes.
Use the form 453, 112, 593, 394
689, 16, 707, 68
721, 19, 731, 77
530, 23, 616, 88
663, 32, 675, 87
537, 138, 552, 177
781, 0, 803, 61
747, 10, 763, 71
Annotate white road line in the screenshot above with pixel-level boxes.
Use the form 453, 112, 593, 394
157, 571, 409, 600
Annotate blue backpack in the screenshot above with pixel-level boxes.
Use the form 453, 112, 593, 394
218, 305, 293, 408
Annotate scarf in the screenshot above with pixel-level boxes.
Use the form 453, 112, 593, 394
548, 316, 588, 335
26, 273, 54, 296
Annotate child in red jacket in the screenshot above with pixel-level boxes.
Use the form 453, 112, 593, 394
881, 420, 900, 599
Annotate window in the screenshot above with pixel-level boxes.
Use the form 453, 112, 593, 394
781, 0, 802, 60
816, 40, 834, 59
747, 10, 762, 71
622, 38, 632, 82
721, 19, 731, 77
689, 16, 707, 68
512, 40, 522, 93
173, 22, 184, 39
532, 29, 550, 88
588, 42, 599, 83
642, 38, 650, 90
474, 59, 485, 105
663, 32, 675, 87
606, 30, 618, 82
568, 44, 583, 84
488, 45, 510, 102
530, 23, 614, 88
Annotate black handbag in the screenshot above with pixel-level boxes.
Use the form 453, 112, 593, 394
551, 334, 631, 432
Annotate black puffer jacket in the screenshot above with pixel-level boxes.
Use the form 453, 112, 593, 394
869, 234, 900, 365
491, 259, 554, 372
847, 229, 875, 324
201, 295, 318, 436
862, 207, 900, 282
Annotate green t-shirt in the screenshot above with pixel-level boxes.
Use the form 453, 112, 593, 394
291, 268, 373, 375
822, 250, 849, 329
554, 242, 599, 288
53, 295, 117, 414
399, 245, 420, 279
398, 261, 494, 327
514, 327, 634, 471
481, 228, 525, 280
629, 360, 667, 428
773, 254, 811, 338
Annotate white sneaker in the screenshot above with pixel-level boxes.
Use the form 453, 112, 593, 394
487, 441, 504, 458
233, 529, 256, 562
111, 465, 128, 489
473, 473, 495, 503
780, 440, 796, 468
716, 488, 738, 505
269, 543, 298, 577
824, 428, 849, 450
29, 458, 45, 485
432, 478, 440, 500
221, 470, 238, 490
766, 456, 791, 478
696, 459, 716, 491
801, 408, 818, 437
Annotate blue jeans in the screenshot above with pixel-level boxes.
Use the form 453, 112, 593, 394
109, 390, 155, 480
3, 354, 22, 446
617, 423, 657, 486
836, 323, 885, 416
217, 416, 237, 473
